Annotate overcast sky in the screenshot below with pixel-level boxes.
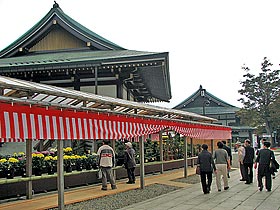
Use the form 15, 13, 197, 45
1, 0, 279, 108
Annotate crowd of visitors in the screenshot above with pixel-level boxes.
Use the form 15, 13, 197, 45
197, 139, 279, 194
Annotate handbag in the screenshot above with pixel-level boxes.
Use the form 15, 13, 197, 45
97, 169, 102, 179
196, 166, 200, 175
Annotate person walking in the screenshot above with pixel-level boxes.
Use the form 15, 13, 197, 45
236, 141, 246, 181
243, 139, 255, 184
124, 142, 136, 184
222, 140, 232, 178
213, 141, 230, 191
97, 140, 117, 190
254, 141, 275, 191
197, 144, 216, 194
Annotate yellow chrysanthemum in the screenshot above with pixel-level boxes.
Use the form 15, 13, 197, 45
0, 158, 7, 163
8, 157, 19, 163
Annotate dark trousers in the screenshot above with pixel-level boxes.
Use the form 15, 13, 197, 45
257, 164, 272, 190
200, 171, 212, 193
239, 162, 246, 180
244, 163, 253, 183
127, 167, 135, 182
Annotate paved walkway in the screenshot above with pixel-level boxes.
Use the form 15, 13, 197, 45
121, 154, 280, 210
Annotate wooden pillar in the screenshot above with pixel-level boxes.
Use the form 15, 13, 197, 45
111, 140, 116, 178
229, 139, 232, 151
159, 131, 164, 174
57, 140, 65, 210
190, 138, 194, 167
39, 139, 44, 151
73, 74, 80, 91
26, 139, 33, 199
139, 136, 145, 189
211, 139, 214, 154
184, 136, 188, 178
95, 66, 98, 94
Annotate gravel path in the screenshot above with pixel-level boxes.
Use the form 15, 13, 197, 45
49, 184, 181, 210
49, 175, 200, 210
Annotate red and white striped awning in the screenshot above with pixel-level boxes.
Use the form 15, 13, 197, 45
0, 101, 231, 142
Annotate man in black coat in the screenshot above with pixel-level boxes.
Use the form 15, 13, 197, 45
197, 144, 216, 194
222, 140, 232, 178
243, 139, 255, 184
255, 141, 275, 191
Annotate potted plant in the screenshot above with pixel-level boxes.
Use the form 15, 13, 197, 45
32, 152, 45, 176
63, 155, 75, 173
0, 157, 19, 179
83, 153, 98, 170
74, 155, 84, 171
0, 158, 8, 178
44, 155, 56, 175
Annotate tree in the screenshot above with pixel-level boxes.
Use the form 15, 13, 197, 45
238, 57, 280, 144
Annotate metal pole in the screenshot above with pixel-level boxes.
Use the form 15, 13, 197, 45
26, 139, 32, 199
57, 140, 65, 210
184, 136, 188, 178
159, 131, 164, 174
139, 135, 145, 189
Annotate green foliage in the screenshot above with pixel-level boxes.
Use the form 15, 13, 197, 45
238, 57, 280, 141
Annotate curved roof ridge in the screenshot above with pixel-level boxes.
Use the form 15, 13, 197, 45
0, 3, 125, 57
173, 85, 240, 109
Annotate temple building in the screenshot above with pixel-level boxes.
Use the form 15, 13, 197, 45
0, 2, 171, 103
173, 85, 255, 142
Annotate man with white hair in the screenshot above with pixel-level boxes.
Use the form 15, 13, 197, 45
236, 141, 246, 181
124, 141, 136, 184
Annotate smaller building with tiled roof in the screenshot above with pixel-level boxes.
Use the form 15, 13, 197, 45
174, 85, 255, 141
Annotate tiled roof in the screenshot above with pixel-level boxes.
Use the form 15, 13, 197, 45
0, 50, 166, 68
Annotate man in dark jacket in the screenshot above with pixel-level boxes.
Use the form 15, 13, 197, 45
243, 139, 255, 184
255, 141, 275, 191
124, 142, 137, 184
197, 144, 216, 194
222, 140, 232, 178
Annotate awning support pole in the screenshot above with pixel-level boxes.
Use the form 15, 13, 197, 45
57, 140, 65, 210
139, 135, 145, 189
111, 140, 116, 178
26, 139, 32, 199
159, 131, 164, 174
184, 136, 188, 178
190, 138, 194, 167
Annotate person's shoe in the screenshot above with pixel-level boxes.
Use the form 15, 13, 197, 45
240, 179, 246, 181
228, 174, 230, 178
224, 186, 229, 190
126, 181, 134, 184
259, 187, 263, 191
218, 189, 221, 192
111, 185, 117, 190
101, 188, 107, 191
267, 189, 271, 192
